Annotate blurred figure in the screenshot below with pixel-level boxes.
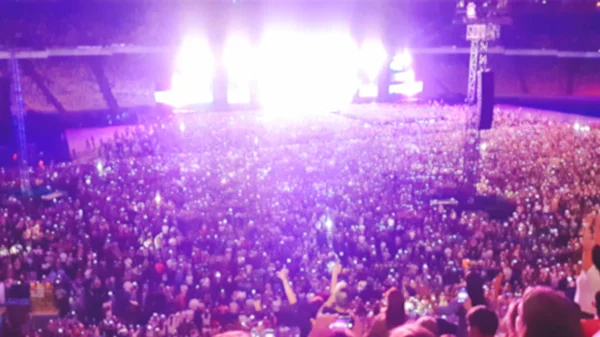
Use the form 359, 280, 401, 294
322, 284, 351, 316
214, 331, 251, 337
277, 266, 324, 337
576, 217, 600, 316
580, 291, 600, 337
517, 287, 583, 337
416, 316, 438, 337
466, 306, 498, 337
390, 323, 435, 337
308, 314, 355, 337
465, 273, 487, 307
502, 299, 521, 337
437, 272, 491, 337
368, 288, 407, 337
319, 264, 363, 336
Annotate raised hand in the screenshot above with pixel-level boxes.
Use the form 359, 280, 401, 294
582, 225, 594, 251
276, 267, 289, 281
332, 262, 342, 276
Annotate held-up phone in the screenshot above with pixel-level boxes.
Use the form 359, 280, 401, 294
329, 315, 354, 330
457, 288, 469, 303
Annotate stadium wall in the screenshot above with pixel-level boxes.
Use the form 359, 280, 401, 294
413, 53, 600, 99
6, 52, 600, 117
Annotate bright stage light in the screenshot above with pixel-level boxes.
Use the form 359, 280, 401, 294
257, 29, 310, 112
165, 36, 215, 107
390, 50, 413, 71
256, 30, 292, 110
387, 49, 423, 97
224, 35, 252, 73
257, 29, 360, 115
359, 84, 378, 98
177, 37, 214, 75
392, 69, 416, 83
357, 39, 387, 99
359, 39, 387, 82
320, 33, 359, 110
224, 35, 253, 104
466, 2, 477, 19
294, 31, 359, 112
388, 81, 423, 97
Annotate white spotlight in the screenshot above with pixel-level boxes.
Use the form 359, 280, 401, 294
466, 2, 477, 19
169, 36, 215, 107
257, 29, 308, 111
359, 39, 387, 82
257, 29, 359, 114
224, 35, 253, 72
224, 35, 253, 104
316, 32, 360, 111
390, 50, 413, 71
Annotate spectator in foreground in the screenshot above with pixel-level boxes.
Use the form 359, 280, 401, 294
466, 306, 498, 337
437, 271, 495, 337
368, 288, 407, 337
576, 215, 600, 316
580, 291, 600, 337
502, 299, 521, 337
308, 314, 355, 337
214, 331, 250, 337
465, 273, 488, 308
277, 266, 324, 337
517, 287, 583, 337
390, 323, 435, 337
416, 316, 439, 337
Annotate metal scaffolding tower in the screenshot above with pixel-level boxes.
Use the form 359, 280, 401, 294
10, 52, 30, 194
466, 23, 499, 104
462, 23, 500, 191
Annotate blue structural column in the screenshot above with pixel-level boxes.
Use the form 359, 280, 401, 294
10, 52, 30, 194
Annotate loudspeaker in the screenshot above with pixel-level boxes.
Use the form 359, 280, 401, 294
478, 70, 494, 130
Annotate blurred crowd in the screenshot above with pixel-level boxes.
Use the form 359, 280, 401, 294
1, 103, 600, 337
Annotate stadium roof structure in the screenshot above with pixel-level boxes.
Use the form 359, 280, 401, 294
0, 46, 168, 59
2, 45, 599, 59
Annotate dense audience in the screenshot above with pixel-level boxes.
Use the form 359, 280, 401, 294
1, 103, 600, 337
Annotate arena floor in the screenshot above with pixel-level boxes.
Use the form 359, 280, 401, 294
64, 103, 599, 164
